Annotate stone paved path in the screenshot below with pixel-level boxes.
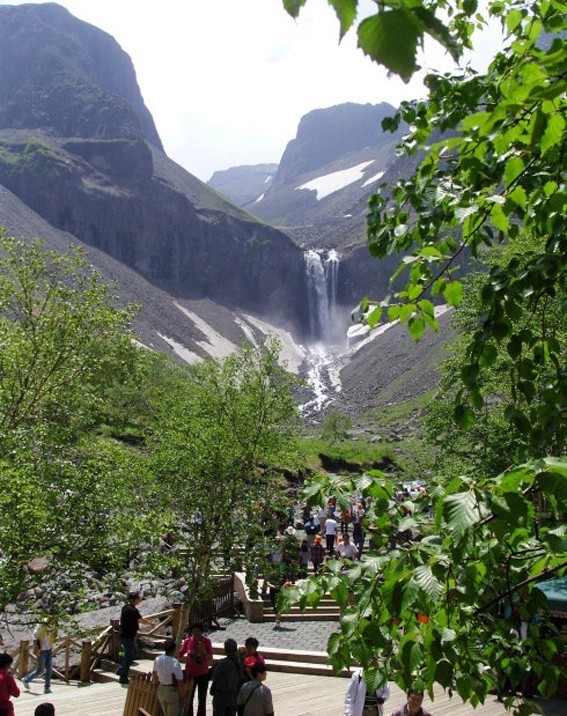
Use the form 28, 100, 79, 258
207, 615, 340, 650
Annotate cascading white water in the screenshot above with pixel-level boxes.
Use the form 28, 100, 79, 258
305, 249, 331, 343
304, 248, 341, 344
325, 248, 339, 331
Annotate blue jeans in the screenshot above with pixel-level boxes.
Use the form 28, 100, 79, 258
117, 636, 136, 682
24, 648, 53, 690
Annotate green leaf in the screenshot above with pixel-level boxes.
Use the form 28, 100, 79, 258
504, 156, 525, 187
443, 281, 463, 307
282, 0, 307, 18
358, 11, 422, 83
454, 403, 476, 430
541, 111, 566, 154
413, 7, 460, 61
408, 316, 426, 341
414, 564, 443, 600
328, 0, 358, 40
443, 490, 479, 535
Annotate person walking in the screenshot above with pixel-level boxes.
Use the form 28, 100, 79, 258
116, 591, 153, 685
309, 535, 325, 574
344, 668, 389, 716
153, 638, 185, 716
179, 622, 213, 716
22, 615, 58, 694
237, 663, 274, 716
325, 513, 338, 556
210, 638, 242, 716
0, 653, 20, 716
390, 690, 432, 716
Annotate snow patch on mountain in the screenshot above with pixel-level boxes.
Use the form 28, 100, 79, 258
295, 160, 374, 200
362, 170, 385, 187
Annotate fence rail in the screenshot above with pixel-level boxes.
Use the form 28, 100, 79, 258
8, 574, 236, 690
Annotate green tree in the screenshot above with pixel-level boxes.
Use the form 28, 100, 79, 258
0, 234, 148, 611
283, 2, 566, 713
147, 338, 300, 624
321, 410, 353, 443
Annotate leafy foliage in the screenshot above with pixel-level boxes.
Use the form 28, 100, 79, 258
283, 1, 566, 711
146, 338, 301, 615
0, 235, 146, 609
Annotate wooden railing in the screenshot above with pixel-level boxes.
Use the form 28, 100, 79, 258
9, 574, 236, 688
123, 672, 161, 716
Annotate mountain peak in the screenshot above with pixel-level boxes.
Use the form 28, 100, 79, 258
0, 2, 163, 149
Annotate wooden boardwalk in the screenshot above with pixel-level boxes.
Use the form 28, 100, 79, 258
12, 670, 565, 716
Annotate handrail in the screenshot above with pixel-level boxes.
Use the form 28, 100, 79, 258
11, 574, 236, 686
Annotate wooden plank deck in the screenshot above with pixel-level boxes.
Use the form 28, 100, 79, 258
12, 670, 566, 716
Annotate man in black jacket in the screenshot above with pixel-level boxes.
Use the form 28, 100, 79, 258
116, 591, 152, 685
210, 638, 242, 716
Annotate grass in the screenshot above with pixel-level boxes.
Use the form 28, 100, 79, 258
297, 436, 397, 471
362, 390, 435, 432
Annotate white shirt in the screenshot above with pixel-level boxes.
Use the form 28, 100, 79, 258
153, 654, 183, 686
325, 518, 338, 536
337, 542, 358, 559
344, 670, 390, 716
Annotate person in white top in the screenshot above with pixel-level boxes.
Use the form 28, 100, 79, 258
153, 638, 185, 716
336, 533, 359, 560
325, 515, 338, 555
344, 668, 390, 716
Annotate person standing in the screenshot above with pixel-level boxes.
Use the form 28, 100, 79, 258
336, 533, 359, 561
240, 637, 265, 683
297, 539, 310, 578
210, 638, 242, 716
153, 638, 185, 716
352, 516, 365, 557
116, 591, 152, 685
344, 668, 389, 716
0, 653, 20, 716
325, 513, 338, 556
179, 622, 213, 716
22, 615, 58, 694
390, 691, 432, 716
310, 535, 325, 574
237, 663, 274, 716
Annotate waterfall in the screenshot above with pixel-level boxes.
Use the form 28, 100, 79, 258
325, 249, 339, 325
304, 249, 340, 344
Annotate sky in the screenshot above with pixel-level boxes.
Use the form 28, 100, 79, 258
2, 0, 502, 182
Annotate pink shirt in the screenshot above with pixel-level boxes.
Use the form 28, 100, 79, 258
179, 635, 213, 678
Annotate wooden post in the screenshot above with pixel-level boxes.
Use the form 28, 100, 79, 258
80, 640, 92, 683
64, 637, 70, 681
18, 640, 29, 679
171, 603, 181, 644
110, 618, 121, 660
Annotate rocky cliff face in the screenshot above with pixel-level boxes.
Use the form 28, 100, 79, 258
0, 3, 309, 335
208, 102, 409, 310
